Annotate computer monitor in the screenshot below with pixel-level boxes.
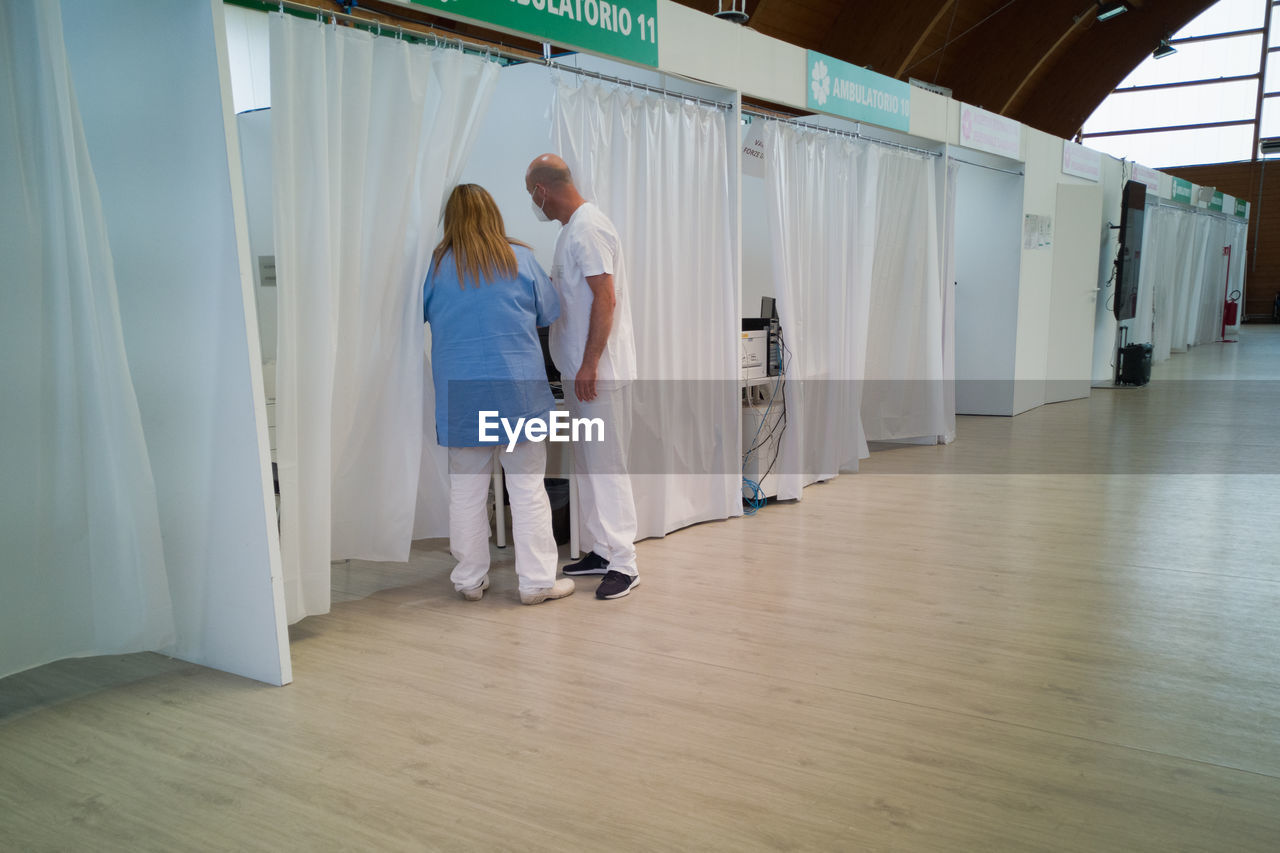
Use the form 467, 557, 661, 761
759, 296, 781, 376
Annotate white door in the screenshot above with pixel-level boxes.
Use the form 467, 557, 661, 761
953, 161, 1024, 415
1045, 183, 1104, 403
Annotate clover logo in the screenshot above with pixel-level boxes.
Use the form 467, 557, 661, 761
811, 60, 831, 106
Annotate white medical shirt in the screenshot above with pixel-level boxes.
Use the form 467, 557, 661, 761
548, 202, 637, 388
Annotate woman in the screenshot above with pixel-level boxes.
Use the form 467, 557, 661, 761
423, 184, 572, 605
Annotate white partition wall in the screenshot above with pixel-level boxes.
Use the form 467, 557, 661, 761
458, 63, 560, 269
59, 0, 289, 684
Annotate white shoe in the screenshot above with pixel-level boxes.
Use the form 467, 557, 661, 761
459, 576, 489, 602
520, 577, 575, 605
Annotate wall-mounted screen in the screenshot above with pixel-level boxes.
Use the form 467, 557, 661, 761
1113, 180, 1146, 322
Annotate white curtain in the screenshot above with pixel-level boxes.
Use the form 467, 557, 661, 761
271, 13, 497, 622
763, 121, 946, 499
1168, 209, 1205, 355
552, 80, 740, 538
1130, 203, 1160, 349
0, 0, 173, 678
763, 122, 877, 500
861, 149, 947, 442
1145, 204, 1182, 361
1144, 204, 1248, 363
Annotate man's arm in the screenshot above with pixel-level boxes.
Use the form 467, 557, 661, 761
575, 272, 615, 402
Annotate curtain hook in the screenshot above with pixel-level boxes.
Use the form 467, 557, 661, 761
278, 0, 283, 12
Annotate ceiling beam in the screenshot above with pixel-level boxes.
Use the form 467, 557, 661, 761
895, 1, 958, 79
1000, 6, 1093, 115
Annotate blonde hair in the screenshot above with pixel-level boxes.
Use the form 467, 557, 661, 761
432, 184, 529, 288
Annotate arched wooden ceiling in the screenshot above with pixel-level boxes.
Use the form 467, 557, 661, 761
673, 0, 1220, 139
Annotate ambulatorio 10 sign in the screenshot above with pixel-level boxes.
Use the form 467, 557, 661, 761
409, 0, 659, 67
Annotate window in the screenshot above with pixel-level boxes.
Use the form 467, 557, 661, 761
1084, 79, 1258, 134
1082, 125, 1256, 169
1117, 34, 1261, 89
1178, 0, 1265, 37
1080, 0, 1272, 165
1266, 49, 1280, 92
1261, 97, 1280, 136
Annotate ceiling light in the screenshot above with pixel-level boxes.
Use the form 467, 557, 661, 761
715, 1, 749, 24
1097, 1, 1129, 22
1153, 39, 1177, 59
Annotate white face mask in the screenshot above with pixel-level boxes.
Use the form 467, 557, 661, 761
530, 187, 551, 223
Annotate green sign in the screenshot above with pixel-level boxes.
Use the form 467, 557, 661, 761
1235, 197, 1248, 218
1171, 177, 1193, 205
806, 51, 911, 132
1209, 191, 1225, 212
409, 0, 658, 67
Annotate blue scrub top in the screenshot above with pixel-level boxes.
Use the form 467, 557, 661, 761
423, 244, 560, 447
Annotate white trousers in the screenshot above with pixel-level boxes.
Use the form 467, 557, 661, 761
568, 384, 638, 577
448, 442, 558, 593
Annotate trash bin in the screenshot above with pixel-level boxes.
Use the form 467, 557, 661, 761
545, 478, 570, 545
500, 477, 570, 546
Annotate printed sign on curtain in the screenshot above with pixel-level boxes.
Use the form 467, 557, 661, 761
959, 104, 1020, 160
410, 0, 659, 66
1062, 141, 1101, 182
741, 118, 766, 178
806, 51, 911, 132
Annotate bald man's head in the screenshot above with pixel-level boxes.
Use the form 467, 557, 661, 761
525, 153, 574, 192
525, 153, 586, 224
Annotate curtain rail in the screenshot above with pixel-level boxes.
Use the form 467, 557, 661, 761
227, 0, 494, 54
551, 64, 734, 112
1147, 197, 1249, 224
741, 108, 942, 158
947, 156, 1024, 177
227, 0, 734, 111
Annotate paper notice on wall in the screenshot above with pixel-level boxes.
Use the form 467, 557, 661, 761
742, 120, 767, 179
1023, 214, 1053, 250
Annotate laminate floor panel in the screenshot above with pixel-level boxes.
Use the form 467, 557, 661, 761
2, 328, 1278, 852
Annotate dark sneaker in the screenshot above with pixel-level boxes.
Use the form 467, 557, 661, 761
563, 551, 610, 576
595, 570, 639, 600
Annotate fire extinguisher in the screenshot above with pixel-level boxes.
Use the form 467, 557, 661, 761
1223, 289, 1241, 327
1219, 246, 1239, 343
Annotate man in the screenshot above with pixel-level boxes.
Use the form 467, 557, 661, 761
525, 154, 639, 600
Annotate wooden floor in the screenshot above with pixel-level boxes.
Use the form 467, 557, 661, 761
3, 328, 1279, 852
